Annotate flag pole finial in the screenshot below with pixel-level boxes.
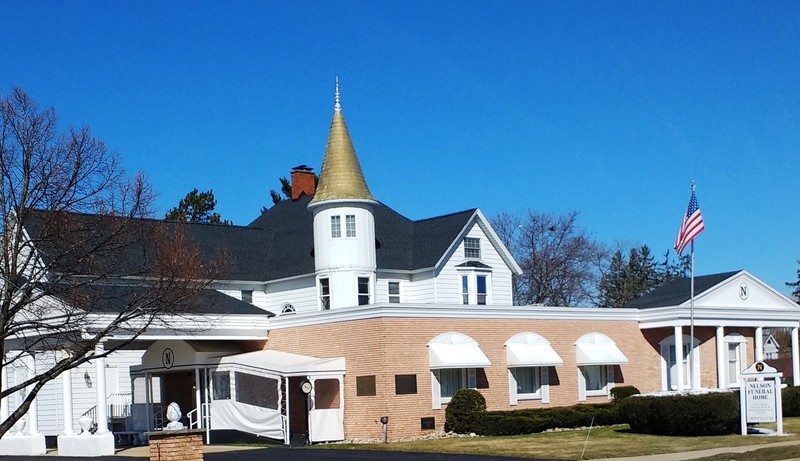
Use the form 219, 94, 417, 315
334, 76, 341, 112
691, 179, 695, 192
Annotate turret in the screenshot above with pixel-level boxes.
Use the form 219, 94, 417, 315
308, 79, 377, 310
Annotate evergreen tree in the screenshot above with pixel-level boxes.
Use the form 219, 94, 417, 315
599, 245, 662, 307
787, 260, 800, 304
262, 174, 319, 212
165, 188, 231, 224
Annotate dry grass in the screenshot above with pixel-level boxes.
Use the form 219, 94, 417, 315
325, 418, 800, 460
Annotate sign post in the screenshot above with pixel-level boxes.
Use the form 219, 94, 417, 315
739, 361, 783, 435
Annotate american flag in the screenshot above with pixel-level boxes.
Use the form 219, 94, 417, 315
674, 188, 705, 256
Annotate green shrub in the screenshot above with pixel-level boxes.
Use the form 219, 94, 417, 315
610, 385, 640, 403
445, 389, 486, 434
619, 392, 739, 436
782, 386, 800, 417
481, 403, 624, 436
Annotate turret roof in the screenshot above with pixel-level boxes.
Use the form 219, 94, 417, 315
309, 80, 376, 206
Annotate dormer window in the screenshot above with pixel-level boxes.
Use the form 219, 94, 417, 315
331, 216, 341, 238
241, 290, 253, 304
346, 214, 356, 237
464, 237, 481, 259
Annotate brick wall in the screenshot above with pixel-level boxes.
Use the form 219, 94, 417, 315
148, 431, 204, 461
266, 316, 663, 440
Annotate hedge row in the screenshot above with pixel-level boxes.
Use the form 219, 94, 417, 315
618, 392, 739, 436
783, 386, 800, 417
445, 387, 639, 436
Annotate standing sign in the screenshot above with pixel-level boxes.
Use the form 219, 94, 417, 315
744, 380, 776, 423
739, 361, 783, 435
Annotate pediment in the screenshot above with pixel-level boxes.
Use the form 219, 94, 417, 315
691, 271, 799, 311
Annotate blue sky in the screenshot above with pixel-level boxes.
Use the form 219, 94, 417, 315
1, 1, 798, 296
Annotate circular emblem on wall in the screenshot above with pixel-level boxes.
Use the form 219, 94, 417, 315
162, 348, 174, 369
756, 362, 764, 372
739, 282, 749, 300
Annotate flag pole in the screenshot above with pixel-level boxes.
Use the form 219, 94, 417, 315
690, 239, 696, 390
689, 180, 697, 391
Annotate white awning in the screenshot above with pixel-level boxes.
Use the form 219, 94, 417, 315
212, 350, 346, 376
428, 332, 491, 369
575, 332, 628, 366
505, 333, 563, 367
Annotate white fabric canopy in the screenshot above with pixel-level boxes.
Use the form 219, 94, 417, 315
575, 332, 628, 366
505, 333, 563, 367
428, 332, 491, 369
213, 349, 345, 375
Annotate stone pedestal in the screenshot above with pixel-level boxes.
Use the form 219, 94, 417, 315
57, 432, 115, 457
0, 433, 47, 456
147, 429, 204, 461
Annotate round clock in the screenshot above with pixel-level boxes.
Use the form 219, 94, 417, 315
300, 379, 313, 395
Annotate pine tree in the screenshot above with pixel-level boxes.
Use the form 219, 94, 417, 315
165, 188, 230, 224
787, 260, 800, 304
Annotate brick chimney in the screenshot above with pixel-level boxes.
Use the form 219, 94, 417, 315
290, 165, 316, 200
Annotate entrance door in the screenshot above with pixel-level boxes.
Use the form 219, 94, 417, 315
160, 372, 194, 427
308, 377, 344, 442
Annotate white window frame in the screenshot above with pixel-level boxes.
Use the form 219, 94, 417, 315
724, 333, 747, 388
318, 276, 331, 310
658, 334, 700, 391
357, 276, 371, 306
577, 365, 614, 400
457, 270, 492, 305
345, 214, 356, 238
432, 368, 477, 406
461, 275, 469, 305
387, 280, 402, 303
330, 215, 341, 238
464, 237, 481, 259
509, 367, 547, 403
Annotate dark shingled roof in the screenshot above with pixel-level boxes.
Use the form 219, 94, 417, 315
25, 194, 477, 284
623, 271, 742, 308
24, 210, 273, 281
248, 195, 476, 276
48, 285, 272, 316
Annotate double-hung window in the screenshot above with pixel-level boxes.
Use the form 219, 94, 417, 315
461, 275, 470, 305
388, 281, 401, 303
319, 277, 331, 310
358, 277, 370, 305
464, 237, 481, 259
345, 214, 356, 237
330, 216, 341, 238
476, 275, 487, 305
581, 365, 607, 394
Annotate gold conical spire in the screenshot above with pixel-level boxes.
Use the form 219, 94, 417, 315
309, 79, 376, 206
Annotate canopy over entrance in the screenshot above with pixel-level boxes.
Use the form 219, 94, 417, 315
211, 349, 345, 375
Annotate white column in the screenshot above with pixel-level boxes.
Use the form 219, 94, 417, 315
674, 325, 684, 392
716, 326, 726, 389
755, 327, 764, 362
145, 373, 152, 431
94, 343, 109, 434
25, 354, 39, 435
61, 351, 75, 435
792, 327, 799, 386
194, 367, 202, 429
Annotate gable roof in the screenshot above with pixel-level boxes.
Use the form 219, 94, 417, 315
623, 271, 742, 308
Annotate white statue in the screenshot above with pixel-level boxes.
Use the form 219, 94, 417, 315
165, 402, 184, 430
78, 415, 93, 435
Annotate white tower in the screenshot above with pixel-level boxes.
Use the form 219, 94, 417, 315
308, 79, 377, 310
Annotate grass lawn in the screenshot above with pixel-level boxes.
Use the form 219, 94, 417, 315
690, 444, 800, 461
324, 418, 800, 460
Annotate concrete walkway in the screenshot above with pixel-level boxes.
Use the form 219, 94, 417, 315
595, 439, 800, 460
